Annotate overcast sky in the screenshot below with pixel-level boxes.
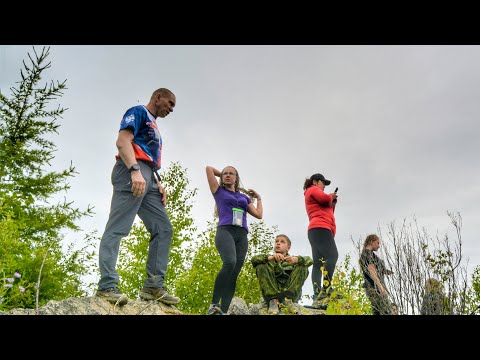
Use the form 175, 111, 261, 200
1, 45, 479, 302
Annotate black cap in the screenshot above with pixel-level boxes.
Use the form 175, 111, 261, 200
310, 173, 331, 185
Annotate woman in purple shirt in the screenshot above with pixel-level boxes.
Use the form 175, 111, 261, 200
206, 165, 263, 314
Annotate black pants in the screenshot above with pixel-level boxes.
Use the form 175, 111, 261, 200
308, 227, 338, 300
212, 225, 248, 313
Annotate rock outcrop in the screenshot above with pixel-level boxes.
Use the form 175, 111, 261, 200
1, 296, 182, 315
227, 297, 327, 315
1, 296, 327, 315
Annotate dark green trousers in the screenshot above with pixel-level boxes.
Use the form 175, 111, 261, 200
255, 262, 309, 303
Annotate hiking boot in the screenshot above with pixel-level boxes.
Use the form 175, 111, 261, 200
310, 292, 329, 310
139, 286, 180, 305
283, 298, 298, 314
310, 298, 328, 310
207, 304, 224, 315
96, 288, 129, 306
268, 299, 279, 315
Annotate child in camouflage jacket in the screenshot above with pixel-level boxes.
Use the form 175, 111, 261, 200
251, 234, 313, 314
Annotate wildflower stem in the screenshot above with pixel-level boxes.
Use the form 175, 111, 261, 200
36, 246, 51, 315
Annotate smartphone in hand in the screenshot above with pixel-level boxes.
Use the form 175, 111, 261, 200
334, 187, 338, 193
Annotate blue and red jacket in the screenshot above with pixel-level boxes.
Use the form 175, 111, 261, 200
116, 105, 162, 169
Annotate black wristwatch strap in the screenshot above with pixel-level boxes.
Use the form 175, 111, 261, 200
128, 163, 140, 173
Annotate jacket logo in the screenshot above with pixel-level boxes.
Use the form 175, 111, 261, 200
124, 114, 135, 123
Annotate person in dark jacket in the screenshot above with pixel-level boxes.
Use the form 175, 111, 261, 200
359, 234, 395, 315
251, 234, 313, 314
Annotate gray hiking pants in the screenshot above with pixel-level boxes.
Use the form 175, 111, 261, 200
98, 159, 173, 291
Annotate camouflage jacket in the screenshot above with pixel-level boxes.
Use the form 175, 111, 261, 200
251, 253, 313, 290
251, 253, 314, 271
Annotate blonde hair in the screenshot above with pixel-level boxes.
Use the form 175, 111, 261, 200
425, 278, 443, 293
213, 166, 253, 218
363, 234, 380, 249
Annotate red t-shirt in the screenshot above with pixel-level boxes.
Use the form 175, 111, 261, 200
304, 186, 336, 235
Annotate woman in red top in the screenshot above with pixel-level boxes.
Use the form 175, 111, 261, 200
303, 173, 339, 309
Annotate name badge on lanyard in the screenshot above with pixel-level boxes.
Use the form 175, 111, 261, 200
232, 208, 244, 226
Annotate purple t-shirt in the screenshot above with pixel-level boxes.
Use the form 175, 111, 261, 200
213, 186, 251, 231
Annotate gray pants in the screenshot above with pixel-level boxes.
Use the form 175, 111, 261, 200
98, 159, 173, 290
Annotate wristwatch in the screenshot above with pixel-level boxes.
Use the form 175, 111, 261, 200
128, 164, 140, 173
